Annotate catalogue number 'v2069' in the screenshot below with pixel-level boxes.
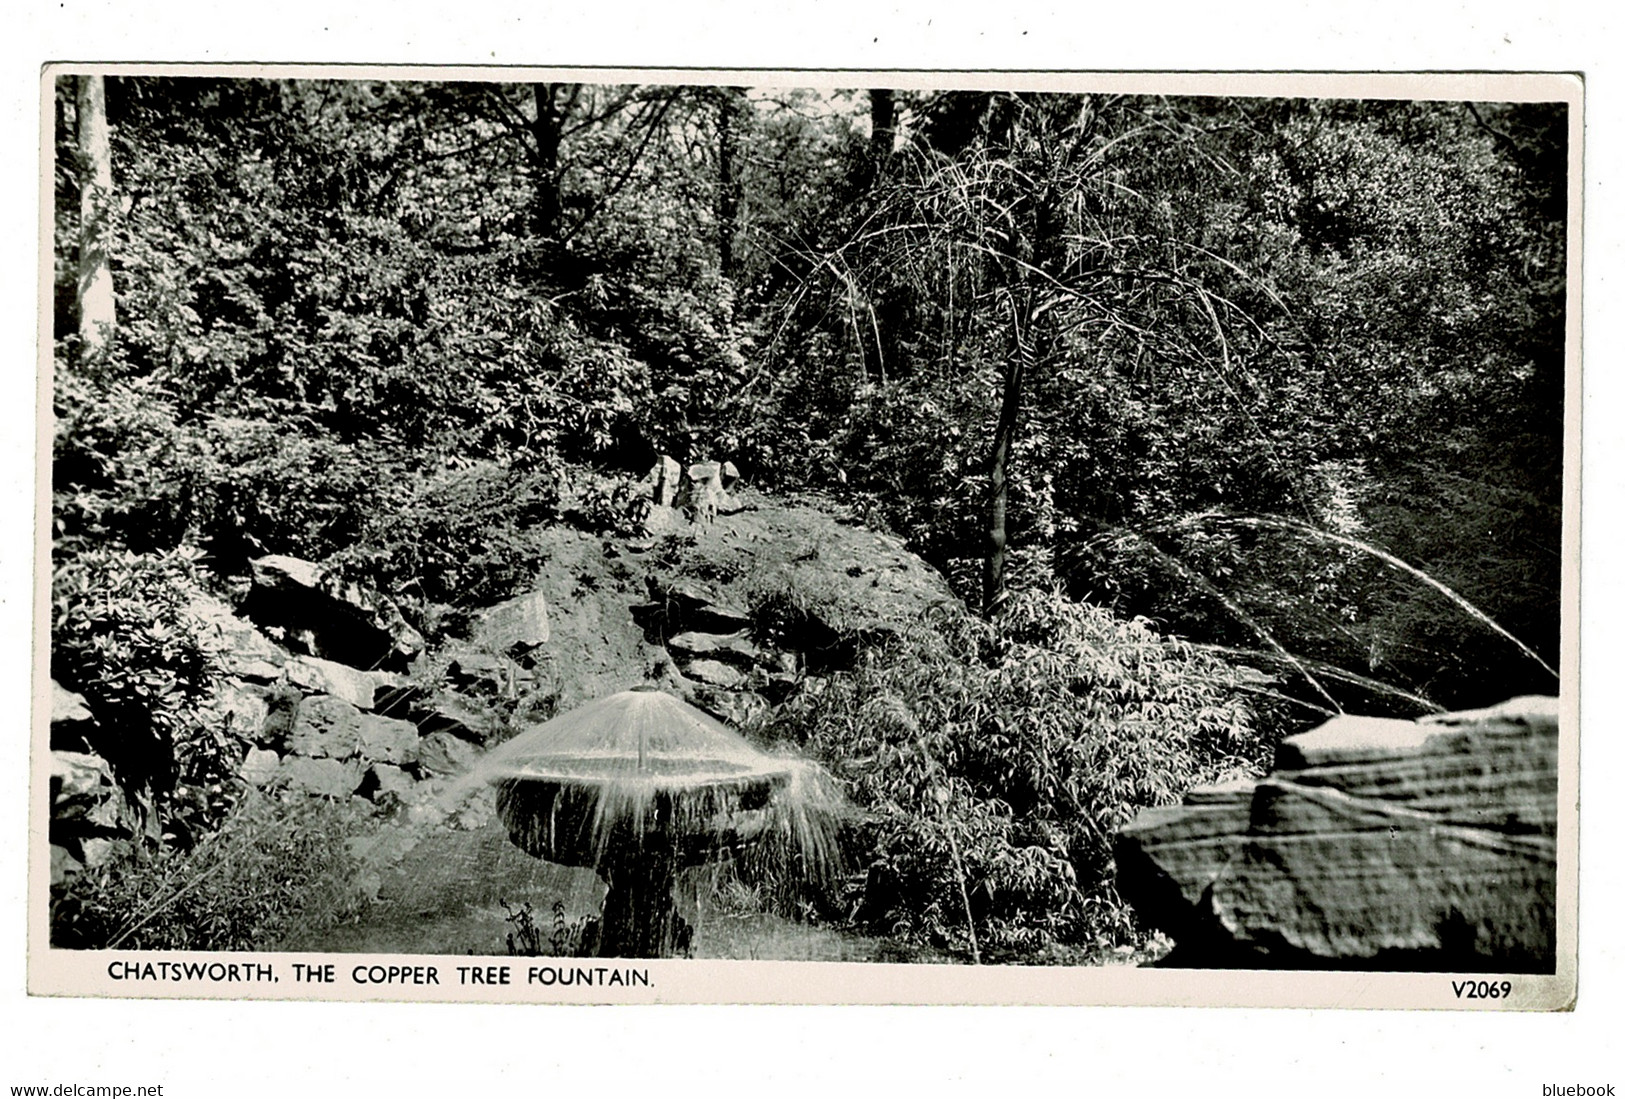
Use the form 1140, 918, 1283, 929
1452, 979, 1513, 999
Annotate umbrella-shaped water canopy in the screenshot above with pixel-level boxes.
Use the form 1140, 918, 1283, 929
480, 687, 837, 957
483, 687, 797, 868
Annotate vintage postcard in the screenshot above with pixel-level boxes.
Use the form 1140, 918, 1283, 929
30, 65, 1581, 1008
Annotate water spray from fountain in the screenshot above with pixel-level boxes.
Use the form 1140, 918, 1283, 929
445, 685, 850, 958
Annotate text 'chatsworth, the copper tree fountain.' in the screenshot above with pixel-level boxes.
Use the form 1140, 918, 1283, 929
477, 686, 844, 958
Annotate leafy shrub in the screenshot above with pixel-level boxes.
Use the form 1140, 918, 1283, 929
761, 589, 1267, 956
53, 368, 395, 567
190, 413, 393, 564
50, 546, 227, 814
558, 468, 653, 538
333, 460, 565, 625
50, 790, 372, 950
51, 368, 197, 553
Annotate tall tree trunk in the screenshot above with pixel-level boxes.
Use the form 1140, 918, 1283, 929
76, 74, 117, 360
529, 83, 570, 243
981, 101, 1072, 617
857, 89, 898, 379
984, 288, 1035, 617
716, 87, 745, 282
869, 88, 896, 164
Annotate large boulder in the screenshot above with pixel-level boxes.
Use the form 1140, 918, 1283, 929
239, 747, 282, 787
681, 658, 746, 689
666, 630, 761, 668
454, 499, 962, 716
212, 681, 271, 746
243, 554, 424, 671
50, 681, 97, 751
417, 729, 480, 777
286, 694, 368, 760
1114, 696, 1560, 972
285, 654, 404, 711
286, 694, 421, 766
188, 592, 288, 682
49, 750, 145, 879
277, 756, 364, 798
356, 712, 422, 766
473, 591, 551, 664
51, 750, 133, 837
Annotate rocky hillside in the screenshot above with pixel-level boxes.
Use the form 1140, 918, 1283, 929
49, 458, 963, 889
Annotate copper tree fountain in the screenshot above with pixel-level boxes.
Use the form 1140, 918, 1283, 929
479, 686, 841, 958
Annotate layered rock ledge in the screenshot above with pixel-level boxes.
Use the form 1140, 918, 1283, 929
1114, 695, 1560, 971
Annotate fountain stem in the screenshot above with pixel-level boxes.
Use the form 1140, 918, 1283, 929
598, 847, 689, 958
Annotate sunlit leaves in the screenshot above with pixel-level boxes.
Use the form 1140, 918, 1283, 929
764, 590, 1265, 955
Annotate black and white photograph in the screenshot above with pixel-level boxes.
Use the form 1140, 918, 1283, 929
31, 68, 1578, 1005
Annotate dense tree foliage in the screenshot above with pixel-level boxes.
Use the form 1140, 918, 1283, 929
49, 77, 1567, 957
757, 93, 1564, 712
